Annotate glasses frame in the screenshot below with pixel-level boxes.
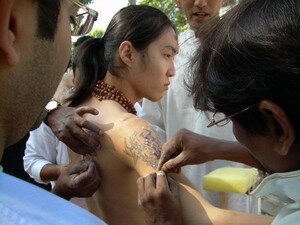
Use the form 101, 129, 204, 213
69, 0, 98, 36
207, 104, 258, 128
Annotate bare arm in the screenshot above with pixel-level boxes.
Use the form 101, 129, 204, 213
107, 117, 273, 225
158, 129, 264, 172
138, 171, 273, 225
40, 163, 67, 182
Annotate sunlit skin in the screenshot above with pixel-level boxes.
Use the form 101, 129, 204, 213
67, 25, 180, 225
0, 1, 78, 150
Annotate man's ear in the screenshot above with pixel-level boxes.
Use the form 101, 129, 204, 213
259, 100, 295, 156
0, 1, 20, 66
118, 41, 134, 66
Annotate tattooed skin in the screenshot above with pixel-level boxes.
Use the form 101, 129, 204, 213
124, 126, 163, 169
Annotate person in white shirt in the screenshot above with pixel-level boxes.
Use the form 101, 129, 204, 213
24, 122, 69, 188
140, 0, 259, 212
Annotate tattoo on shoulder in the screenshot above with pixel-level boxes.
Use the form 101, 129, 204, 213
124, 126, 162, 169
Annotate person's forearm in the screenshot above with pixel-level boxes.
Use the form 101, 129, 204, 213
40, 164, 63, 182
214, 209, 274, 225
213, 140, 265, 170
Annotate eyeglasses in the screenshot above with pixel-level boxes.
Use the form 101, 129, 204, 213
207, 104, 257, 128
69, 0, 98, 36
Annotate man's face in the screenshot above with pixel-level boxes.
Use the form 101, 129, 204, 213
129, 27, 178, 102
176, 0, 224, 30
2, 0, 80, 145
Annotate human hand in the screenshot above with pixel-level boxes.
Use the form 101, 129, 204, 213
52, 160, 101, 200
137, 171, 183, 225
157, 129, 217, 172
47, 106, 103, 155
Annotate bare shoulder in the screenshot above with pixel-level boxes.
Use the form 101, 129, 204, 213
107, 114, 164, 175
82, 98, 164, 174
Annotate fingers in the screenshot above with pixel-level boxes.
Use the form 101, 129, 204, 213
69, 107, 103, 155
161, 155, 184, 173
156, 171, 170, 192
167, 176, 179, 197
157, 140, 181, 171
75, 106, 99, 117
157, 148, 175, 170
74, 111, 103, 136
137, 172, 183, 225
68, 160, 90, 175
67, 123, 101, 155
137, 172, 158, 207
72, 160, 101, 197
50, 106, 102, 155
144, 173, 157, 191
137, 176, 145, 206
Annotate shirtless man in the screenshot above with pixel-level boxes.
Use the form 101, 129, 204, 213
67, 4, 273, 225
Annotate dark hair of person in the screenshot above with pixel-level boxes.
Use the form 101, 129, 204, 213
68, 4, 177, 107
72, 35, 93, 72
36, 0, 61, 41
67, 38, 104, 106
74, 35, 94, 48
188, 0, 300, 136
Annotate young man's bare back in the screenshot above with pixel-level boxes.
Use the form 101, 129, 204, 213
68, 98, 273, 225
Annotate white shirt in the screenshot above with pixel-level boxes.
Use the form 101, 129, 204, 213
251, 170, 300, 224
0, 166, 106, 225
24, 122, 69, 187
140, 29, 260, 212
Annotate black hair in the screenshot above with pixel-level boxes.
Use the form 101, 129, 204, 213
68, 4, 177, 107
72, 35, 94, 72
189, 0, 300, 136
67, 38, 104, 106
36, 0, 61, 41
74, 35, 94, 48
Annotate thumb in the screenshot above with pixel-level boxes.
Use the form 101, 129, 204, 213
157, 143, 180, 170
161, 156, 183, 173
157, 156, 165, 171
68, 160, 91, 174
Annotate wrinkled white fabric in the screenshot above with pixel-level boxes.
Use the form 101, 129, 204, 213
0, 169, 106, 225
251, 170, 300, 225
24, 122, 69, 188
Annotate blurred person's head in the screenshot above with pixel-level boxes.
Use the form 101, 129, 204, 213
71, 36, 93, 86
190, 0, 300, 173
0, 0, 97, 147
176, 0, 226, 31
74, 35, 93, 49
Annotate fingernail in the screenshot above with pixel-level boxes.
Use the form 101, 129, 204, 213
145, 173, 151, 177
157, 171, 165, 176
138, 198, 142, 206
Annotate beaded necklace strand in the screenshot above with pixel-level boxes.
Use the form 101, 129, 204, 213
92, 80, 137, 115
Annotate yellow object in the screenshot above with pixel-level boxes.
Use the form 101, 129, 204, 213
203, 167, 260, 194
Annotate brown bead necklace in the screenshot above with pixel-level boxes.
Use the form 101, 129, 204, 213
92, 80, 137, 115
